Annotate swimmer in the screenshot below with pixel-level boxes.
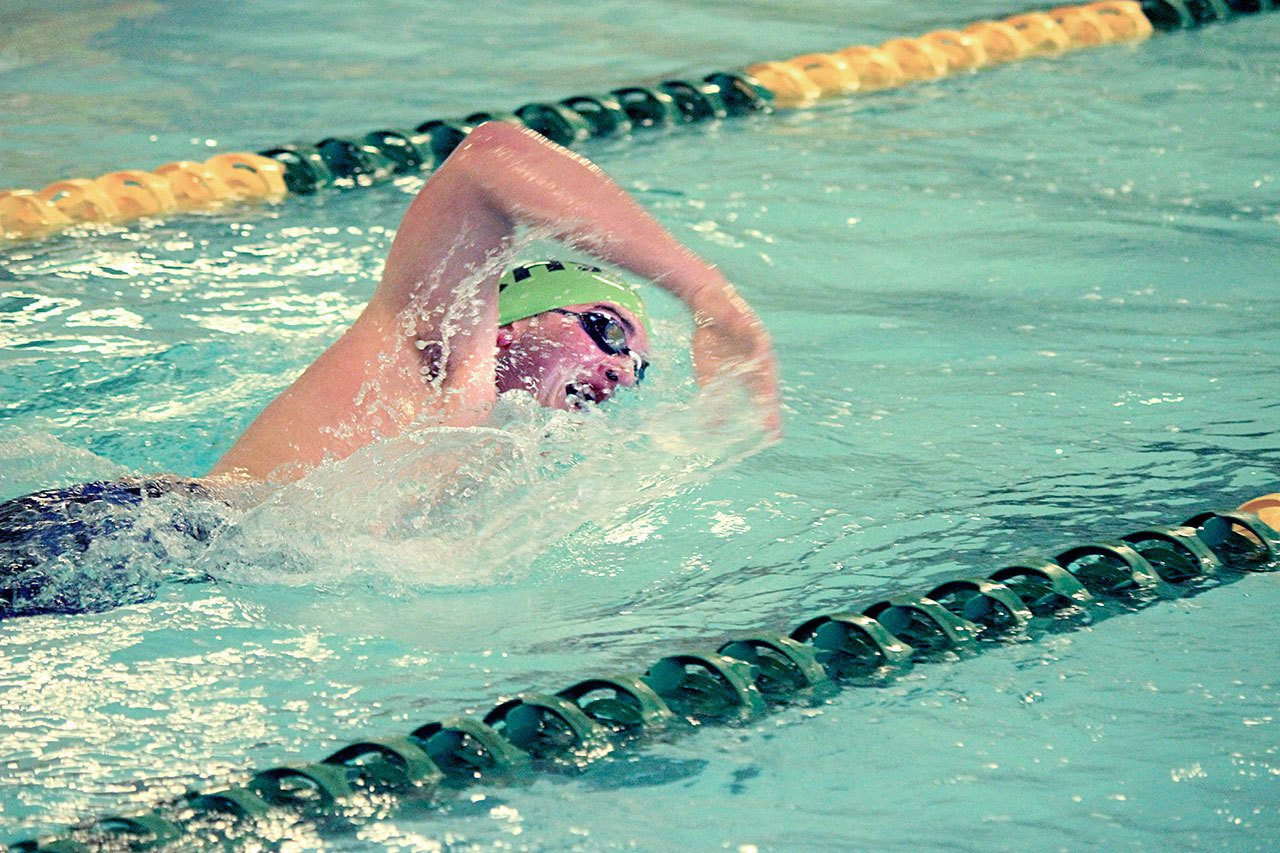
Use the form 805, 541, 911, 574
1, 120, 779, 617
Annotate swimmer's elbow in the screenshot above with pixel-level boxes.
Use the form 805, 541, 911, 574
450, 121, 534, 173
450, 119, 582, 184
466, 119, 531, 150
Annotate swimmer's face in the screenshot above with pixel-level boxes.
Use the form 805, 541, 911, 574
495, 302, 651, 409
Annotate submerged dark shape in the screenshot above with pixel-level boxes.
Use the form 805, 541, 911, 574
0, 477, 227, 619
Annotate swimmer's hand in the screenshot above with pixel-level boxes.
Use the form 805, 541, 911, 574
689, 279, 781, 439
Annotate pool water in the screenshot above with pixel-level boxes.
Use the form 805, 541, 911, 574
2, 0, 1279, 849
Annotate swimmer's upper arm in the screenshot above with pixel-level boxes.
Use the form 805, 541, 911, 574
211, 125, 524, 481
364, 124, 524, 422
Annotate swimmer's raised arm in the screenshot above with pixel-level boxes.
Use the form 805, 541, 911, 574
381, 122, 780, 426
211, 121, 778, 482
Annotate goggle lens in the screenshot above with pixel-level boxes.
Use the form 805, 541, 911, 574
553, 309, 648, 383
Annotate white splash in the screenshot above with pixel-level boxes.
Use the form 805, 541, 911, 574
200, 369, 768, 591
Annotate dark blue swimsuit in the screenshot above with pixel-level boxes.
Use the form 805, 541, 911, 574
0, 478, 227, 619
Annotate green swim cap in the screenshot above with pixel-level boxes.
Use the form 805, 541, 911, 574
498, 260, 652, 336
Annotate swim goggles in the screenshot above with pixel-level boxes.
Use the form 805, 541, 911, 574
551, 309, 649, 382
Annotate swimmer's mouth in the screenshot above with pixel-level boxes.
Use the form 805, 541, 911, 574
565, 382, 604, 409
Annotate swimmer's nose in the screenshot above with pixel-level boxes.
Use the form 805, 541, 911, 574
601, 357, 641, 388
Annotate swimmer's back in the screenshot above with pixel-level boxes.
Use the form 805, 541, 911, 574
0, 477, 226, 619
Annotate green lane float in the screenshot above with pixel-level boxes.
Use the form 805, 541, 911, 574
4, 1, 1275, 243
12, 497, 1278, 851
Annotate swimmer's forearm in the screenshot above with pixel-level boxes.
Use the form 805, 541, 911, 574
420, 121, 739, 315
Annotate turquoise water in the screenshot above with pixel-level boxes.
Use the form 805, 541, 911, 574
3, 0, 1279, 849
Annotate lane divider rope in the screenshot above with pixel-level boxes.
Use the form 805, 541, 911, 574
1, 1, 1273, 244
743, 2, 1155, 105
11, 493, 1279, 850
